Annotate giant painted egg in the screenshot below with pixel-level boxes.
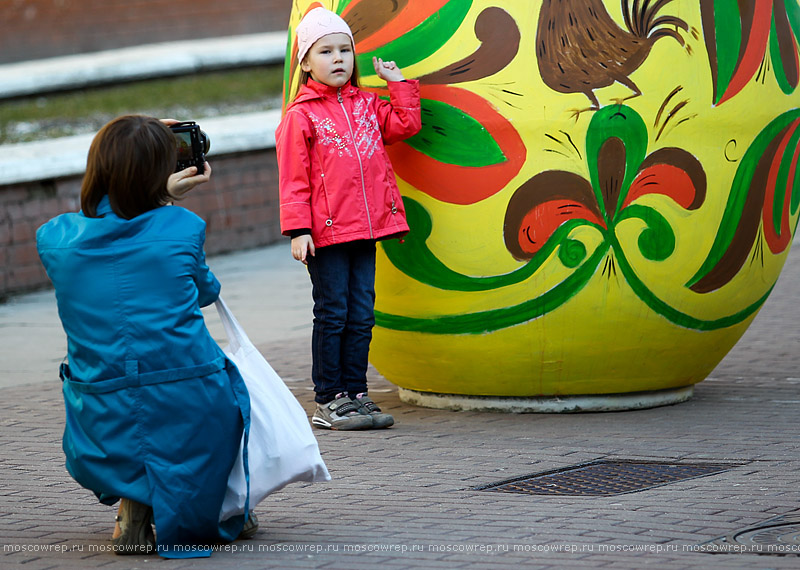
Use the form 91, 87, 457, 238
283, 1, 800, 410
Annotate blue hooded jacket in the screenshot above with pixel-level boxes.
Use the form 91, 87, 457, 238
36, 197, 250, 558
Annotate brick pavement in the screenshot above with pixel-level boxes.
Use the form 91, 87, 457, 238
1, 242, 799, 569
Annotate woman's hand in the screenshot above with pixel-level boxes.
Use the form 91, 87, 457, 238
291, 234, 315, 265
167, 162, 211, 201
160, 119, 211, 200
373, 57, 405, 82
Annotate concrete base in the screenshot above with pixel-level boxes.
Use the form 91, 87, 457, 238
397, 386, 695, 413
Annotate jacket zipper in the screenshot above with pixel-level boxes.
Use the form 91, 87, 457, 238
338, 87, 373, 238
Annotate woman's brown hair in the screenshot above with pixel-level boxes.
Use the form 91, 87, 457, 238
81, 115, 176, 219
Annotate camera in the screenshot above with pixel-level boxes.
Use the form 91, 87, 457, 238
169, 121, 210, 173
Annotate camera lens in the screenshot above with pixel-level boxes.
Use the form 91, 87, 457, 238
200, 130, 211, 154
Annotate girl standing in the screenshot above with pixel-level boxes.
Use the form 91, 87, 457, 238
276, 7, 421, 430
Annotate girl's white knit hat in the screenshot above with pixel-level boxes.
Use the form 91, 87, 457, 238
296, 7, 354, 64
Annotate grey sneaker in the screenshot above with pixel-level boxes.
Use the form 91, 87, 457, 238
353, 393, 394, 429
312, 395, 373, 430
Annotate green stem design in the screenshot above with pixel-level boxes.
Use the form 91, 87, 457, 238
379, 214, 769, 334
687, 109, 800, 288
375, 243, 608, 334
616, 204, 675, 262
609, 232, 771, 331
382, 198, 596, 291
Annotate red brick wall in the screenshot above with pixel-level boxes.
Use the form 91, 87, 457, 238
0, 0, 292, 64
0, 149, 282, 299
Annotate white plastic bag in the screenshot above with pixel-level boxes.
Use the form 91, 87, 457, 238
216, 298, 330, 521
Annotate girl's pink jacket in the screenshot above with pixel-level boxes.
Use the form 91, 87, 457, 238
276, 78, 421, 248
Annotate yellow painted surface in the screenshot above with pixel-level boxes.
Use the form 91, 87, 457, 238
286, 1, 800, 396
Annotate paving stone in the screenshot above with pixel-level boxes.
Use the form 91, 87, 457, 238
2, 241, 800, 568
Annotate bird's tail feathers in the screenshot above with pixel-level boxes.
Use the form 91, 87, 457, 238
624, 0, 688, 41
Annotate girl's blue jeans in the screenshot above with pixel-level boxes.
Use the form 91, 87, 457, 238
306, 240, 376, 404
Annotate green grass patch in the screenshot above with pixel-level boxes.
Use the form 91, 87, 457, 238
0, 66, 284, 144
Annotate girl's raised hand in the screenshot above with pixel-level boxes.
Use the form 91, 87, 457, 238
373, 57, 405, 82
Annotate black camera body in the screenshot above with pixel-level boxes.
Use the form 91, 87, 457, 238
169, 121, 210, 173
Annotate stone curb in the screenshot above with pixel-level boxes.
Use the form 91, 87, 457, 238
0, 32, 287, 99
0, 110, 281, 187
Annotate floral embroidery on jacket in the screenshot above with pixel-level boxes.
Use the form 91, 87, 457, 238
351, 94, 382, 159
306, 94, 381, 160
307, 112, 352, 157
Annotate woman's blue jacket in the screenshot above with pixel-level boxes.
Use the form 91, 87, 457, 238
36, 197, 250, 558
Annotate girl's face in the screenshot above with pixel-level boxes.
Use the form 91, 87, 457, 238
301, 33, 354, 88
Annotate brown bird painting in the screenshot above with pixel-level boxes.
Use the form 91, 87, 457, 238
536, 0, 690, 115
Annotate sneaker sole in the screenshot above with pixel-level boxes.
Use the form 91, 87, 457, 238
312, 416, 372, 430
371, 415, 394, 429
356, 409, 394, 429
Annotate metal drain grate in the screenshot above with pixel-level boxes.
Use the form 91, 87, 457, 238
476, 460, 740, 496
698, 513, 800, 555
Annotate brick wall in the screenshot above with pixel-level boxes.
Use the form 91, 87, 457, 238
0, 0, 292, 64
0, 149, 282, 299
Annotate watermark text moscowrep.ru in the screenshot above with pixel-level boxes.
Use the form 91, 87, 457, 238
5, 541, 799, 555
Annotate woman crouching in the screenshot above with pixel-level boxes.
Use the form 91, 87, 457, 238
36, 115, 255, 558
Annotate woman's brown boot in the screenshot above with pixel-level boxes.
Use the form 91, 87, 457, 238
111, 498, 155, 555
